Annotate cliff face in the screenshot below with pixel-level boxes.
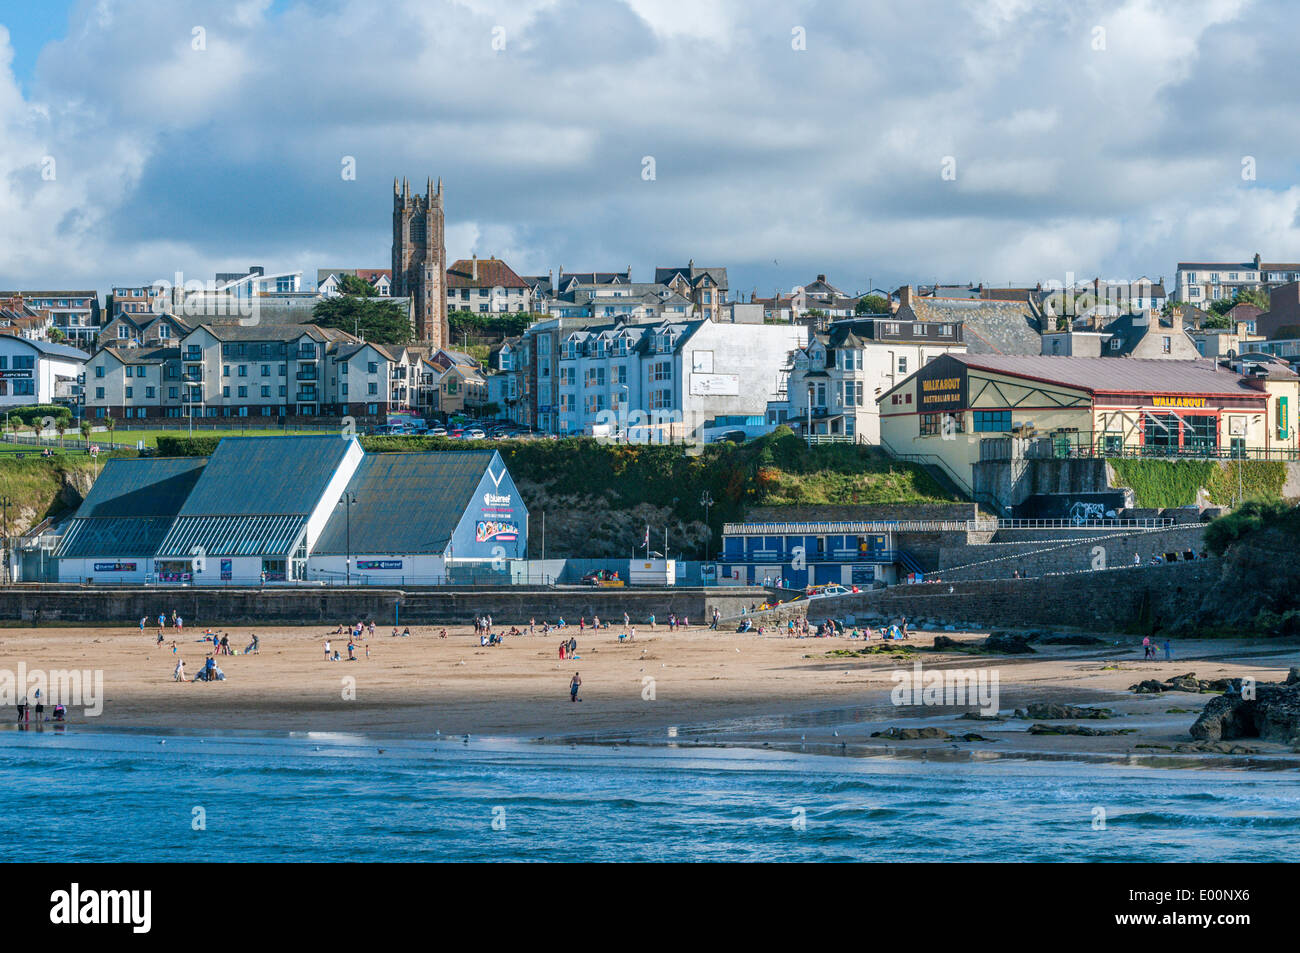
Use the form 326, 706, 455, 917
1179, 520, 1300, 635
0, 457, 101, 537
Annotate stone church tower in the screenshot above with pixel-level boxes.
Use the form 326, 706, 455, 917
392, 176, 448, 347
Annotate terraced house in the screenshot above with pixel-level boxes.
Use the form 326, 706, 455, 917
552, 318, 806, 441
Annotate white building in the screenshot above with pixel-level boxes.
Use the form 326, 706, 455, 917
1176, 254, 1300, 305
0, 336, 89, 409
785, 316, 967, 442
553, 319, 807, 441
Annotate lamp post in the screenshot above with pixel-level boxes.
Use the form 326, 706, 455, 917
699, 490, 714, 561
619, 384, 630, 443
0, 496, 10, 584
338, 492, 359, 585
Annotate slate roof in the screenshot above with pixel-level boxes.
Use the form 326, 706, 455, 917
947, 354, 1264, 397
312, 450, 504, 555
54, 458, 207, 559
156, 435, 356, 558
899, 297, 1041, 354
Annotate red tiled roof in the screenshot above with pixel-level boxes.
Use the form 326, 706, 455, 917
446, 258, 529, 290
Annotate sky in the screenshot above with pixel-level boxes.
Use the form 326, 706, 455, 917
1, 0, 1299, 298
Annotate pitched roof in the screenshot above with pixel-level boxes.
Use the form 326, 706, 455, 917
947, 353, 1263, 397
446, 257, 529, 290
54, 458, 207, 559
312, 450, 502, 555
174, 435, 356, 518
899, 297, 1041, 354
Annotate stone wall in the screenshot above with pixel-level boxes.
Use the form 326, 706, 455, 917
0, 586, 772, 627
936, 525, 1207, 579
745, 503, 977, 523
802, 560, 1219, 633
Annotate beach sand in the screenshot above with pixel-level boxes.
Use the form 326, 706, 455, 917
1, 622, 1297, 759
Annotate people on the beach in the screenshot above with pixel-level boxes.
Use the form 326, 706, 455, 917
174, 659, 187, 682
569, 672, 582, 703
324, 639, 331, 660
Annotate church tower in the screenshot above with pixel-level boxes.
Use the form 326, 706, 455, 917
392, 176, 448, 347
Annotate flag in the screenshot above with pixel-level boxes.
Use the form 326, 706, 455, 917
643, 525, 649, 550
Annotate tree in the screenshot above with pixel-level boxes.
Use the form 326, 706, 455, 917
79, 420, 91, 448
104, 416, 116, 439
47, 327, 66, 344
313, 291, 414, 345
336, 273, 377, 296
55, 419, 67, 448
855, 294, 891, 315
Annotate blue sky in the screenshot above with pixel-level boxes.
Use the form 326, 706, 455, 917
1, 0, 1299, 297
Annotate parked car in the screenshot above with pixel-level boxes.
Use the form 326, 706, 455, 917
804, 584, 858, 599
466, 428, 486, 439
581, 569, 625, 587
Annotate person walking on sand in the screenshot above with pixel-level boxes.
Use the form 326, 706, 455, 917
1163, 639, 1172, 661
173, 659, 186, 682
569, 672, 582, 703
324, 639, 332, 661
1142, 635, 1151, 659
559, 641, 566, 660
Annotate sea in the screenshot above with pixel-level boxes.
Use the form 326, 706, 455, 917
0, 729, 1297, 862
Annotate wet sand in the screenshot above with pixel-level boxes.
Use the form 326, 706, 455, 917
0, 623, 1296, 762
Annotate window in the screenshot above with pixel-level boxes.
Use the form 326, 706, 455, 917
653, 361, 672, 381
368, 362, 378, 374
95, 365, 105, 378
95, 387, 105, 399
222, 386, 230, 398
124, 366, 133, 378
238, 386, 247, 398
1161, 336, 1171, 354
261, 385, 270, 398
368, 382, 377, 395
146, 386, 155, 398
897, 355, 908, 374
124, 387, 133, 399
973, 410, 1012, 432
169, 387, 178, 399
238, 365, 248, 377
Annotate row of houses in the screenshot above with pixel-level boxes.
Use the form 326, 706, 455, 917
85, 324, 485, 422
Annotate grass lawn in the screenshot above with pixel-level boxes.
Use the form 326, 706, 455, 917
81, 427, 331, 448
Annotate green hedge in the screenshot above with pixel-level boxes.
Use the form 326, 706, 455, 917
1108, 459, 1287, 508
6, 405, 73, 427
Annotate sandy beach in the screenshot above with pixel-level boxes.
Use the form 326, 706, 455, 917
1, 621, 1297, 761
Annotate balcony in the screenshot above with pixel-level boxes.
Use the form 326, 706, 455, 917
295, 370, 318, 381
296, 350, 318, 361
295, 390, 318, 402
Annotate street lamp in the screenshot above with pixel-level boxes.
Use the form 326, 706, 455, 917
699, 490, 714, 561
338, 492, 359, 585
0, 496, 11, 584
619, 384, 630, 443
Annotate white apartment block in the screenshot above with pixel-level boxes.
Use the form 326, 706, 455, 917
84, 323, 415, 421
785, 316, 967, 443
552, 319, 807, 441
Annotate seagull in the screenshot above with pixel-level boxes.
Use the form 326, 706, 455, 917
159, 740, 165, 745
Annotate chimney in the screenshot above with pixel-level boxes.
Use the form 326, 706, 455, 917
898, 285, 914, 310
816, 274, 826, 283
1170, 307, 1183, 334
472, 254, 478, 281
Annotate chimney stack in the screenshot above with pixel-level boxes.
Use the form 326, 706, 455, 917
898, 285, 914, 310
472, 254, 478, 281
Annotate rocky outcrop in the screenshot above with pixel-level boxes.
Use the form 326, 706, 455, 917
931, 635, 964, 651
1027, 724, 1136, 736
1130, 672, 1235, 694
983, 632, 1035, 654
871, 726, 951, 741
1189, 668, 1300, 745
1024, 703, 1113, 720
